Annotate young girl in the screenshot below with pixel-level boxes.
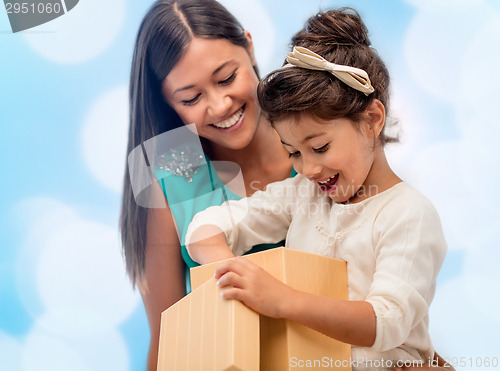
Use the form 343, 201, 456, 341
185, 8, 448, 370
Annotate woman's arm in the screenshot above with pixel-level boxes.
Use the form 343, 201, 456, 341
138, 196, 186, 371
214, 257, 376, 347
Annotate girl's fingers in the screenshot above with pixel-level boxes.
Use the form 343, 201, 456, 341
233, 256, 257, 269
216, 271, 246, 289
220, 286, 247, 302
214, 257, 250, 279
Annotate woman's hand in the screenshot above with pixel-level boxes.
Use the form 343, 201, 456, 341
214, 256, 295, 318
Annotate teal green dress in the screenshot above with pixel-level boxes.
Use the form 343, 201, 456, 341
154, 154, 296, 293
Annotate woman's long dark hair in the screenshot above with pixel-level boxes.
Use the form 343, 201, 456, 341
120, 0, 254, 286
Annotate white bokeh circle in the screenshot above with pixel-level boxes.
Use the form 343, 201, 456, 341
460, 17, 500, 112
463, 221, 500, 323
15, 197, 140, 337
455, 125, 500, 203
0, 332, 23, 371
217, 0, 275, 72
36, 216, 139, 332
404, 8, 486, 102
15, 198, 80, 319
404, 0, 485, 13
22, 0, 126, 64
408, 141, 465, 204
430, 276, 500, 367
23, 323, 129, 371
23, 332, 88, 371
81, 86, 129, 193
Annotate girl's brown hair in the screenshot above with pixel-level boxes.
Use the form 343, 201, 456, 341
258, 8, 396, 144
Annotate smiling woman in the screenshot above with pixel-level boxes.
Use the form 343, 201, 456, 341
119, 1, 292, 369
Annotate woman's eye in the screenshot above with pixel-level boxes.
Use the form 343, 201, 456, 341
182, 94, 201, 106
288, 151, 301, 158
219, 72, 236, 85
314, 144, 329, 153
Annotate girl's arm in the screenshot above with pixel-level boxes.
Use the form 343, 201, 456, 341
186, 176, 304, 263
214, 257, 376, 347
138, 183, 187, 371
187, 226, 234, 264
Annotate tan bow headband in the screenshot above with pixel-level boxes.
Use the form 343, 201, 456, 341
284, 46, 375, 96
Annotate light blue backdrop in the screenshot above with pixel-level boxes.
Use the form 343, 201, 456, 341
1, 0, 499, 370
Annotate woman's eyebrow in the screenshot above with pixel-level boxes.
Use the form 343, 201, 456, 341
212, 61, 232, 76
173, 84, 196, 95
173, 61, 234, 96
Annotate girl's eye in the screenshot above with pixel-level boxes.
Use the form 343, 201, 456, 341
219, 71, 236, 85
182, 94, 201, 106
288, 151, 301, 158
313, 144, 329, 153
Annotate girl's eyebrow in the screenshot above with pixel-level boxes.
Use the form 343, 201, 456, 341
173, 61, 233, 96
280, 132, 326, 146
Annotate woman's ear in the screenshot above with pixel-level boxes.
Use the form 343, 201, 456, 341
365, 99, 386, 139
243, 30, 257, 66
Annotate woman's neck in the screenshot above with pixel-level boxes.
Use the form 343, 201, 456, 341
209, 117, 288, 173
207, 117, 292, 195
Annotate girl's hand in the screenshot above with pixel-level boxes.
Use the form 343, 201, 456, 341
214, 256, 295, 318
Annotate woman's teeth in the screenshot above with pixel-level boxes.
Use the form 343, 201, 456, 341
212, 107, 244, 129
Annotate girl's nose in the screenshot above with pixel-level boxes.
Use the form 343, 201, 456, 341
301, 156, 322, 180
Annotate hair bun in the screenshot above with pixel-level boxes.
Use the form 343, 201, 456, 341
297, 8, 371, 47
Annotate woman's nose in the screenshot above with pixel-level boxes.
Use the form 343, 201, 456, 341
207, 90, 232, 118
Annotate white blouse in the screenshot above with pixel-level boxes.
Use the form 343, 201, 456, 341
186, 174, 447, 369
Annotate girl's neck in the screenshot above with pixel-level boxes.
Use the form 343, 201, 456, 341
347, 146, 401, 204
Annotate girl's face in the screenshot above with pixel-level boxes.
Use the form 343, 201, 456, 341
162, 35, 261, 150
274, 115, 380, 204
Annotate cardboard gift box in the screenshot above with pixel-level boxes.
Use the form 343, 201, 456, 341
157, 247, 352, 370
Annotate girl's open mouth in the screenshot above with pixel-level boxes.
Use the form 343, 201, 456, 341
318, 173, 339, 193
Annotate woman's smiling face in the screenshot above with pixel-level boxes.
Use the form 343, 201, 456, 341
274, 115, 378, 204
162, 35, 261, 150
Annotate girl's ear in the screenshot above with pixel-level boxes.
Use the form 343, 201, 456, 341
244, 30, 257, 66
365, 99, 386, 139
